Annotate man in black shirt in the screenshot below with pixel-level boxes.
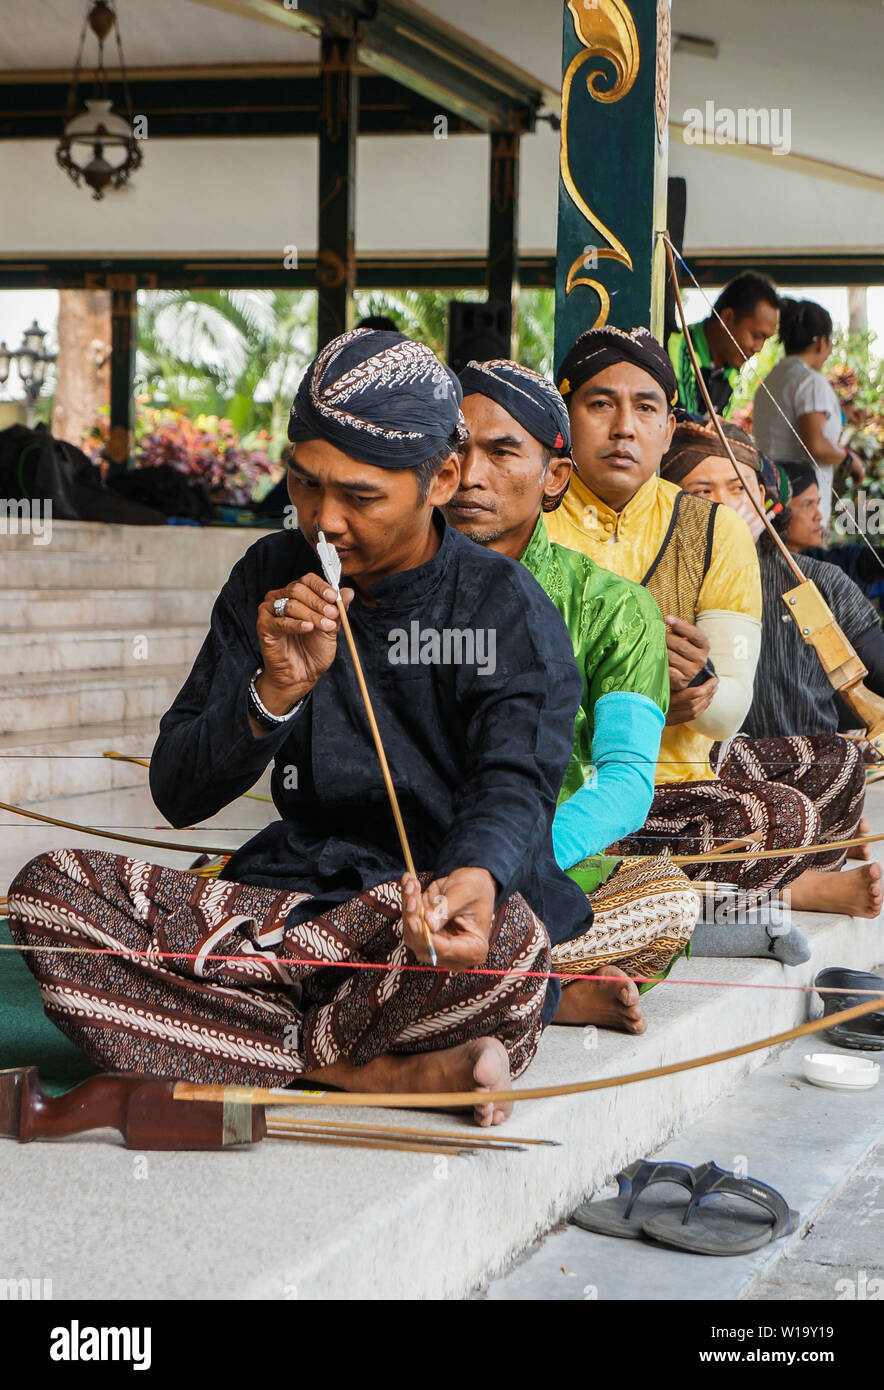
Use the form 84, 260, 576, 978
8, 330, 592, 1126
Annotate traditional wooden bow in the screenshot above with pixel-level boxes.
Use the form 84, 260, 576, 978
2, 992, 881, 1145
663, 234, 884, 758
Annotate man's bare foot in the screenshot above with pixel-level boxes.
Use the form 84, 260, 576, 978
553, 966, 647, 1035
304, 1035, 513, 1127
847, 818, 871, 861
789, 862, 883, 919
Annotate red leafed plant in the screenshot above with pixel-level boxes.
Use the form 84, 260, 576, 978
84, 407, 278, 507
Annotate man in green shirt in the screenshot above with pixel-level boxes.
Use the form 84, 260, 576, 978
445, 359, 699, 1035
666, 271, 780, 418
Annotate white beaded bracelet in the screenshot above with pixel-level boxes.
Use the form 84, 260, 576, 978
248, 667, 303, 729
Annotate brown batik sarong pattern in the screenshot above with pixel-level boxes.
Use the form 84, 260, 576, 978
552, 856, 701, 979
6, 849, 550, 1086
616, 733, 865, 901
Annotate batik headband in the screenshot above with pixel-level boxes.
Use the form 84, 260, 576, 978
288, 328, 468, 469
661, 418, 763, 485
556, 325, 678, 409
458, 359, 571, 455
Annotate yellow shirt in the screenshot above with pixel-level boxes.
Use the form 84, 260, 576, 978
545, 471, 762, 784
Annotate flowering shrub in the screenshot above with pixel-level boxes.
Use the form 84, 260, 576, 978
82, 405, 282, 507
826, 347, 884, 475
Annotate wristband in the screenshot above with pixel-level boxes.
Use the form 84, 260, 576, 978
247, 668, 303, 731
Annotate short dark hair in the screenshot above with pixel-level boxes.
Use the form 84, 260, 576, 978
415, 431, 460, 502
778, 298, 833, 356
356, 314, 399, 332
714, 272, 780, 321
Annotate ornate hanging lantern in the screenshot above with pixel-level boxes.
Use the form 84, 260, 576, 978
56, 1, 143, 200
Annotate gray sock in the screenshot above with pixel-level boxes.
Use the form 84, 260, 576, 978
690, 888, 811, 966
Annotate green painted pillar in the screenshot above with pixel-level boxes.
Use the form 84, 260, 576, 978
317, 30, 358, 349
554, 0, 671, 373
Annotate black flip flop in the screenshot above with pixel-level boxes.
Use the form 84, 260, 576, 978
815, 967, 884, 1052
642, 1161, 799, 1256
571, 1159, 696, 1239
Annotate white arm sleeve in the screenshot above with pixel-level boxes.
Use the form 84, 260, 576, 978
689, 609, 762, 740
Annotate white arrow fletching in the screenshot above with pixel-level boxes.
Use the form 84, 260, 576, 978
315, 529, 342, 594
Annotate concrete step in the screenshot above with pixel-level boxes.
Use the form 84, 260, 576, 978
0, 627, 206, 676
0, 520, 276, 589
0, 782, 273, 894
483, 1023, 884, 1301
0, 717, 162, 803
1, 788, 882, 1299
0, 665, 189, 735
1, 518, 276, 553
0, 551, 159, 590
0, 589, 216, 630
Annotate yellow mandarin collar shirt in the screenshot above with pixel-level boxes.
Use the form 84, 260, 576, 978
546, 469, 678, 584
545, 469, 762, 785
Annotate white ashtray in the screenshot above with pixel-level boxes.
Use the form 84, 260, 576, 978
803, 1053, 880, 1091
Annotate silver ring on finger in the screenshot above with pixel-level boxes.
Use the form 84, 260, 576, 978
273, 597, 288, 618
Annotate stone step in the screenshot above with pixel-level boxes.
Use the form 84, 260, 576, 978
0, 551, 160, 590
0, 627, 206, 676
1, 789, 882, 1299
0, 666, 189, 736
0, 520, 276, 589
484, 1024, 884, 1302
0, 718, 161, 804
0, 588, 215, 630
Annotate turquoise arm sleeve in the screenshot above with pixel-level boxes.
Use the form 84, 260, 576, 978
552, 691, 663, 870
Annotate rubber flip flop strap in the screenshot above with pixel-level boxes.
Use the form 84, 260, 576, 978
618, 1159, 695, 1219
688, 1166, 795, 1240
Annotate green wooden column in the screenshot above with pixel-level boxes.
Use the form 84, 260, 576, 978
317, 29, 358, 349
107, 279, 137, 471
554, 0, 671, 373
487, 131, 521, 353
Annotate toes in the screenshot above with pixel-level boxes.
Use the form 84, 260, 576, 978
474, 1098, 493, 1127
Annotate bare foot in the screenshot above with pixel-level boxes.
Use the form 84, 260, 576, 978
847, 818, 871, 861
553, 966, 647, 1035
304, 1035, 513, 1127
789, 862, 883, 919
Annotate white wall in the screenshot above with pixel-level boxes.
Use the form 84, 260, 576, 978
1, 124, 880, 261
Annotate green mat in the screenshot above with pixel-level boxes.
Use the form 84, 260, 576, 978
0, 917, 98, 1093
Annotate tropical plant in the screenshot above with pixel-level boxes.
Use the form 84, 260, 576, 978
352, 287, 556, 375
136, 289, 317, 450
83, 406, 281, 506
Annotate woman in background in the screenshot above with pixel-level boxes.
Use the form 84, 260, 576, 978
753, 297, 863, 531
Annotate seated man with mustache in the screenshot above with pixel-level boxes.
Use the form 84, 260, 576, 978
6, 329, 596, 1128
544, 326, 866, 938
445, 359, 700, 1035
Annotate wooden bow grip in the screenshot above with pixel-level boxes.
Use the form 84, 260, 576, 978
0, 1067, 266, 1150
782, 580, 884, 753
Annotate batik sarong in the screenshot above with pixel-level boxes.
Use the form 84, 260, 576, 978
552, 855, 701, 979
615, 733, 865, 900
6, 849, 550, 1086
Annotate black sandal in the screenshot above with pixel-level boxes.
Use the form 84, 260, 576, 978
642, 1160, 799, 1256
571, 1158, 696, 1239
815, 968, 884, 1052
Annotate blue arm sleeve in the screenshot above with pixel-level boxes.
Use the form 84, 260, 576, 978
552, 691, 663, 870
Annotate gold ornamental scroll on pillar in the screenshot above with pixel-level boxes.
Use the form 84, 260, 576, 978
554, 0, 670, 373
